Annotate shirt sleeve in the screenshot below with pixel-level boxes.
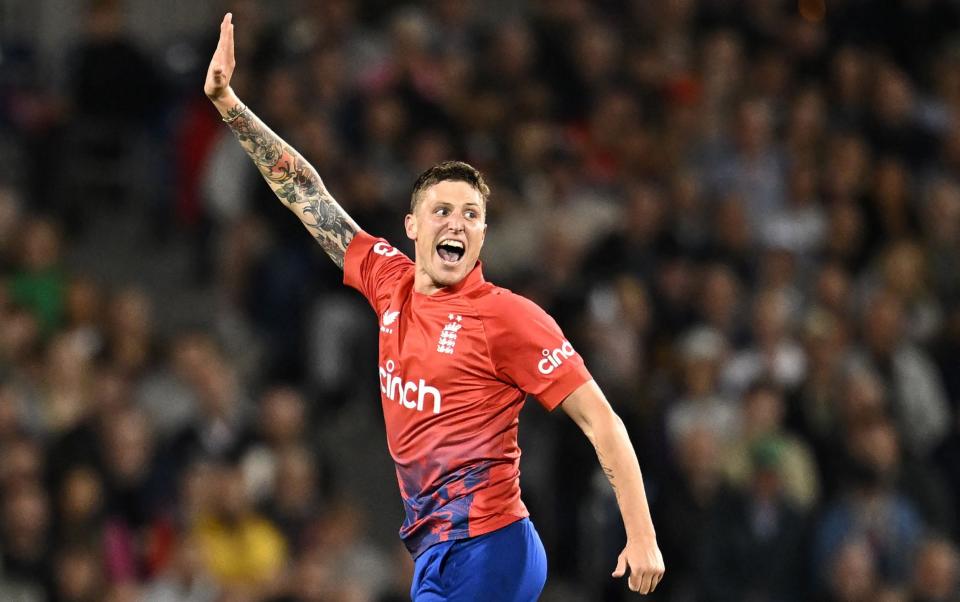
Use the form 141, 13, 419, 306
342, 230, 414, 311
484, 294, 593, 411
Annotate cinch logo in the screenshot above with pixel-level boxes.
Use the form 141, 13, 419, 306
538, 340, 576, 375
379, 359, 442, 414
373, 242, 399, 257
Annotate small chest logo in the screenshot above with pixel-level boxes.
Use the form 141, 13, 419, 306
437, 314, 462, 354
381, 309, 400, 334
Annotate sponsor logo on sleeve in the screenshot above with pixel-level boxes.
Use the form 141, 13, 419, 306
373, 241, 400, 257
537, 340, 577, 375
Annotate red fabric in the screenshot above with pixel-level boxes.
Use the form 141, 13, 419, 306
174, 98, 222, 227
343, 231, 592, 557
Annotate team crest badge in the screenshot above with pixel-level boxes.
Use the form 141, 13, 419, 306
437, 314, 462, 354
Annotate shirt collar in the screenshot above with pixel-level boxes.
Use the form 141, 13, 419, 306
416, 260, 486, 299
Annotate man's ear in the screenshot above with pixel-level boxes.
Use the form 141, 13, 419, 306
404, 213, 417, 240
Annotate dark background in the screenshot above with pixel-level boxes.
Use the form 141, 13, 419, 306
1, 0, 960, 600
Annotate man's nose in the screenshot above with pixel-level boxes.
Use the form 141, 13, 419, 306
446, 216, 465, 233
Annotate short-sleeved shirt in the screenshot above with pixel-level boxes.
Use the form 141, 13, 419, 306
343, 231, 593, 558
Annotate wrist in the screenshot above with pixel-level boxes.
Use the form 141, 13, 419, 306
210, 88, 242, 117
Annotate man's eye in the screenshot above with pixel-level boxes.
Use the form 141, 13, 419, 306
465, 211, 477, 219
435, 208, 449, 216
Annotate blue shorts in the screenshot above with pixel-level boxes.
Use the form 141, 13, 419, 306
411, 518, 547, 601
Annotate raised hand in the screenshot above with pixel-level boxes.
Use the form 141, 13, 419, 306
204, 13, 236, 101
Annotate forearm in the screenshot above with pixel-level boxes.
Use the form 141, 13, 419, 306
211, 90, 359, 268
589, 410, 657, 541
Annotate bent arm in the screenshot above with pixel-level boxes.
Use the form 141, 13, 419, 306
212, 91, 358, 268
561, 379, 664, 594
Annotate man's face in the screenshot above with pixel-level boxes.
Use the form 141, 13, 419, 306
405, 180, 486, 293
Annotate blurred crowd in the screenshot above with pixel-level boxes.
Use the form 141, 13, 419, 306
3, 0, 960, 600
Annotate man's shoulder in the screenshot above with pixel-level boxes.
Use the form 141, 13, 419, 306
467, 285, 553, 325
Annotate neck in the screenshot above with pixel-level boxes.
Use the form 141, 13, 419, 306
414, 266, 446, 295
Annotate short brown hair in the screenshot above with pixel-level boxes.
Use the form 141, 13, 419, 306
410, 161, 490, 213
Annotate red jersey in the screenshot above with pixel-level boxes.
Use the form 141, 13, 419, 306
343, 231, 593, 557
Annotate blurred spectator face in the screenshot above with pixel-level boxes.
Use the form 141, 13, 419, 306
758, 249, 796, 292
831, 46, 868, 107
169, 534, 208, 581
59, 467, 104, 526
787, 159, 819, 206
872, 157, 910, 208
863, 292, 905, 355
511, 121, 554, 170
841, 369, 886, 426
913, 539, 960, 601
744, 385, 785, 437
214, 465, 250, 520
48, 332, 92, 386
181, 461, 217, 520
275, 446, 318, 512
173, 333, 236, 417
54, 545, 104, 602
676, 427, 721, 486
825, 202, 865, 258
103, 408, 153, 484
491, 21, 535, 80
263, 67, 301, 124
678, 328, 725, 393
787, 87, 826, 150
753, 289, 790, 346
0, 307, 40, 364
589, 90, 640, 148
830, 539, 878, 602
849, 418, 900, 477
624, 183, 664, 242
293, 549, 337, 602
735, 99, 773, 156
0, 437, 44, 487
874, 64, 914, 126
574, 20, 621, 84
881, 241, 925, 299
2, 482, 50, 554
804, 311, 847, 373
0, 186, 22, 255
65, 277, 102, 329
90, 366, 131, 417
715, 196, 752, 251
825, 134, 870, 200
260, 387, 306, 445
0, 381, 25, 441
108, 287, 152, 341
19, 218, 61, 272
924, 179, 960, 245
410, 130, 454, 173
701, 30, 743, 97
815, 263, 852, 315
364, 96, 408, 146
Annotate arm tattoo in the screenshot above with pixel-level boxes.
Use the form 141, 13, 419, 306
225, 104, 359, 269
597, 448, 623, 505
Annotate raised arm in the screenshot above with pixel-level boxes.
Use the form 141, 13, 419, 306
204, 13, 358, 268
561, 380, 665, 595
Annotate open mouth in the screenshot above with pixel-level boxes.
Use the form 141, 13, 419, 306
436, 239, 465, 264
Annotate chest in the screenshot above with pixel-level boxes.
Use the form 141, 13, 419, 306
375, 298, 494, 413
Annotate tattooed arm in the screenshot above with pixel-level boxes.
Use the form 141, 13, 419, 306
561, 381, 665, 595
204, 13, 358, 268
